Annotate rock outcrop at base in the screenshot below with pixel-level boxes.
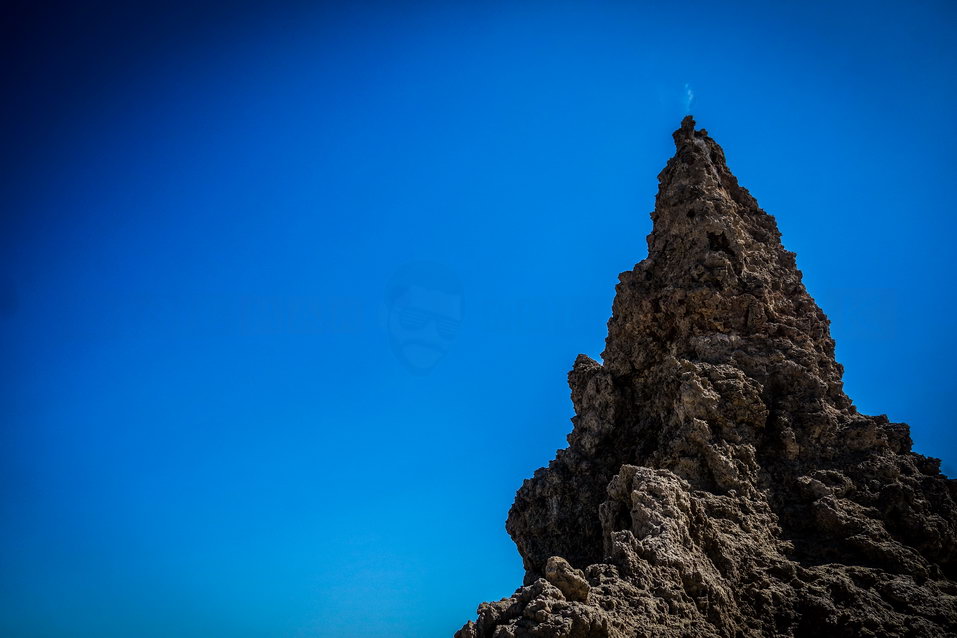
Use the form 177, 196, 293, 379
457, 117, 957, 637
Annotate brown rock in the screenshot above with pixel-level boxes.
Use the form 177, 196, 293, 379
544, 556, 590, 602
457, 118, 957, 637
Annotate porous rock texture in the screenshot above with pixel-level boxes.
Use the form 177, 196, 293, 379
456, 117, 957, 638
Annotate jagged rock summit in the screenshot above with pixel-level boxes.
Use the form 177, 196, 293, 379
457, 117, 957, 637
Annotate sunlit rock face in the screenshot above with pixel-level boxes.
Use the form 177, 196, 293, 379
457, 118, 957, 638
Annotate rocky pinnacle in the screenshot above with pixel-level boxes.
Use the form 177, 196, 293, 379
456, 117, 957, 638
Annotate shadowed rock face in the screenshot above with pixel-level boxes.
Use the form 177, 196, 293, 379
456, 117, 957, 638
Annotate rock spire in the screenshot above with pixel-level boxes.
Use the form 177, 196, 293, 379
456, 118, 957, 638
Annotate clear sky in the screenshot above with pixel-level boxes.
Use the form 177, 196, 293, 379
1, 1, 956, 636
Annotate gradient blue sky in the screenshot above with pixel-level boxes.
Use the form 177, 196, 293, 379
1, 1, 956, 636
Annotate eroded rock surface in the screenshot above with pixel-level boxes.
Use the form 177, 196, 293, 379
457, 117, 957, 637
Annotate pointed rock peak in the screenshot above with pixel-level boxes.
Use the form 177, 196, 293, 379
659, 117, 742, 206
457, 120, 957, 638
669, 114, 715, 157
673, 114, 699, 144
646, 118, 780, 279
604, 118, 843, 398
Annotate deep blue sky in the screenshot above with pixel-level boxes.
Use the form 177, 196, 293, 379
1, 1, 956, 636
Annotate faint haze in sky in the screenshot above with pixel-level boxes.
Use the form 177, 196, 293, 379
1, 1, 956, 637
